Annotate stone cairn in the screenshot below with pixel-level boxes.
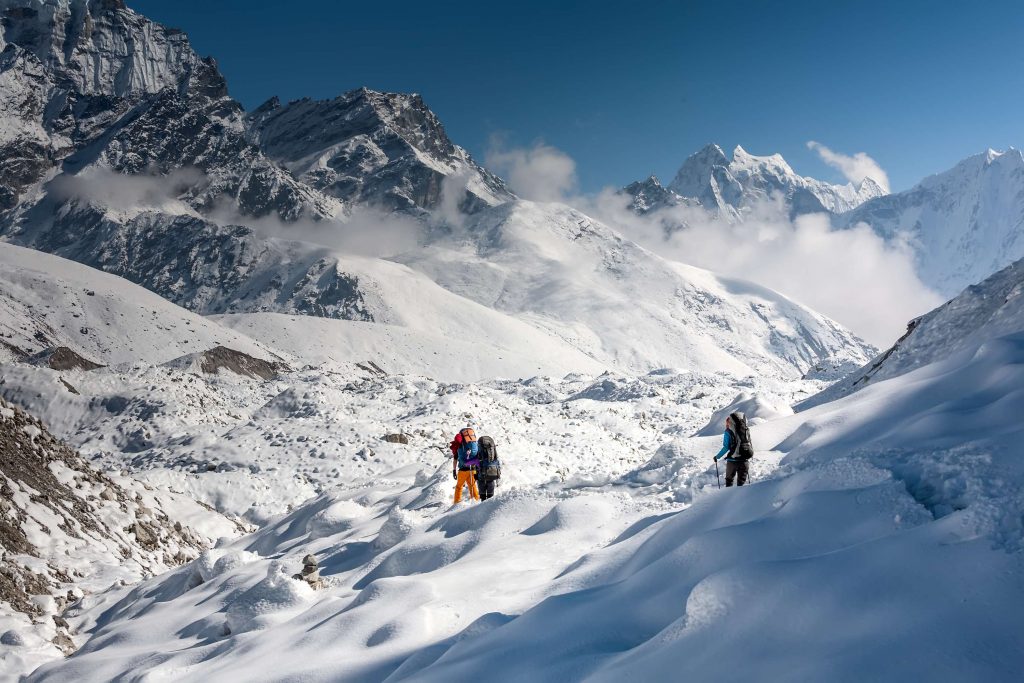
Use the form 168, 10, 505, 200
293, 554, 324, 589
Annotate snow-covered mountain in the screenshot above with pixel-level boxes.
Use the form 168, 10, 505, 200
798, 254, 1024, 409
838, 148, 1024, 297
625, 144, 886, 219
402, 200, 873, 378
0, 0, 874, 381
0, 0, 337, 220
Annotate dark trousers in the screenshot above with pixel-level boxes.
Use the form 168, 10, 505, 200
477, 476, 496, 500
725, 460, 749, 487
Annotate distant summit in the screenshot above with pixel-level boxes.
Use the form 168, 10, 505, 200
624, 143, 887, 219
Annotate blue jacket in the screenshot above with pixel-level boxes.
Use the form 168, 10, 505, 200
715, 430, 738, 462
457, 441, 480, 469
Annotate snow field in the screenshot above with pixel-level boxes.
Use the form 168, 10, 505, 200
1, 358, 807, 524
24, 327, 1024, 682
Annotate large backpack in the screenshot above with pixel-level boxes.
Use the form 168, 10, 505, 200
477, 435, 501, 480
729, 412, 754, 460
459, 428, 480, 468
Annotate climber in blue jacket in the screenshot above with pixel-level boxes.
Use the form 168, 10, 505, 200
713, 414, 751, 486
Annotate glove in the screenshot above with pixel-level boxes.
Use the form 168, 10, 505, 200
713, 455, 720, 462
452, 470, 457, 480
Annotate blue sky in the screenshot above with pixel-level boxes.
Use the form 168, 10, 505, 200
132, 0, 1023, 193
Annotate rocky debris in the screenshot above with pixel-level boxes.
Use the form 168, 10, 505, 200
129, 522, 158, 550
163, 346, 290, 380
356, 361, 387, 377
292, 553, 323, 589
0, 396, 211, 655
30, 346, 105, 371
197, 346, 289, 380
384, 433, 409, 445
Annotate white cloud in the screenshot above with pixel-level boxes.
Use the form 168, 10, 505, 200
51, 167, 206, 216
807, 141, 891, 193
485, 140, 577, 202
588, 190, 942, 348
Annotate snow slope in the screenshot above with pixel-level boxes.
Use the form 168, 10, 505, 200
214, 313, 606, 383
800, 253, 1024, 409
403, 200, 874, 378
839, 148, 1024, 296
0, 242, 278, 365
0, 238, 605, 381
24, 319, 1024, 682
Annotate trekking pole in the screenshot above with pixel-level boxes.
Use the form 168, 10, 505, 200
714, 460, 722, 489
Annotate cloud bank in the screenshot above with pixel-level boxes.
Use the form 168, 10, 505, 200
485, 140, 577, 202
807, 141, 891, 192
54, 167, 423, 259
587, 189, 941, 347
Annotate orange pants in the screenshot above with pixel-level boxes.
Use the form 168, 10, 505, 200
454, 469, 479, 503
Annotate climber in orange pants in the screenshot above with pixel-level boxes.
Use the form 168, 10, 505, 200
450, 427, 481, 503
453, 468, 479, 503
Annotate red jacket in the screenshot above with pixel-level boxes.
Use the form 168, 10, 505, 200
449, 431, 463, 457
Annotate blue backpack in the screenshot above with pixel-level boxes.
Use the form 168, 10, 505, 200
459, 429, 480, 468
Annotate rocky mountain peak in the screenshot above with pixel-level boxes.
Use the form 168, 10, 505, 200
0, 0, 215, 99
248, 87, 512, 213
659, 142, 884, 218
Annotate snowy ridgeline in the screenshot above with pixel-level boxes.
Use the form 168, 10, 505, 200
801, 254, 1024, 410
15, 324, 1024, 682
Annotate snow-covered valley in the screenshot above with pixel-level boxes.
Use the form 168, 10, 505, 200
2, 229, 1023, 681
6, 305, 1023, 682
1, 0, 1023, 680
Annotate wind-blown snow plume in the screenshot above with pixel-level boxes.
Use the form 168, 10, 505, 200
807, 141, 891, 193
485, 139, 578, 201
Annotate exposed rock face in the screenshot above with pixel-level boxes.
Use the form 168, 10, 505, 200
248, 89, 512, 213
0, 396, 211, 653
194, 346, 288, 380
13, 204, 373, 319
622, 175, 693, 215
0, 0, 334, 219
31, 345, 103, 370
